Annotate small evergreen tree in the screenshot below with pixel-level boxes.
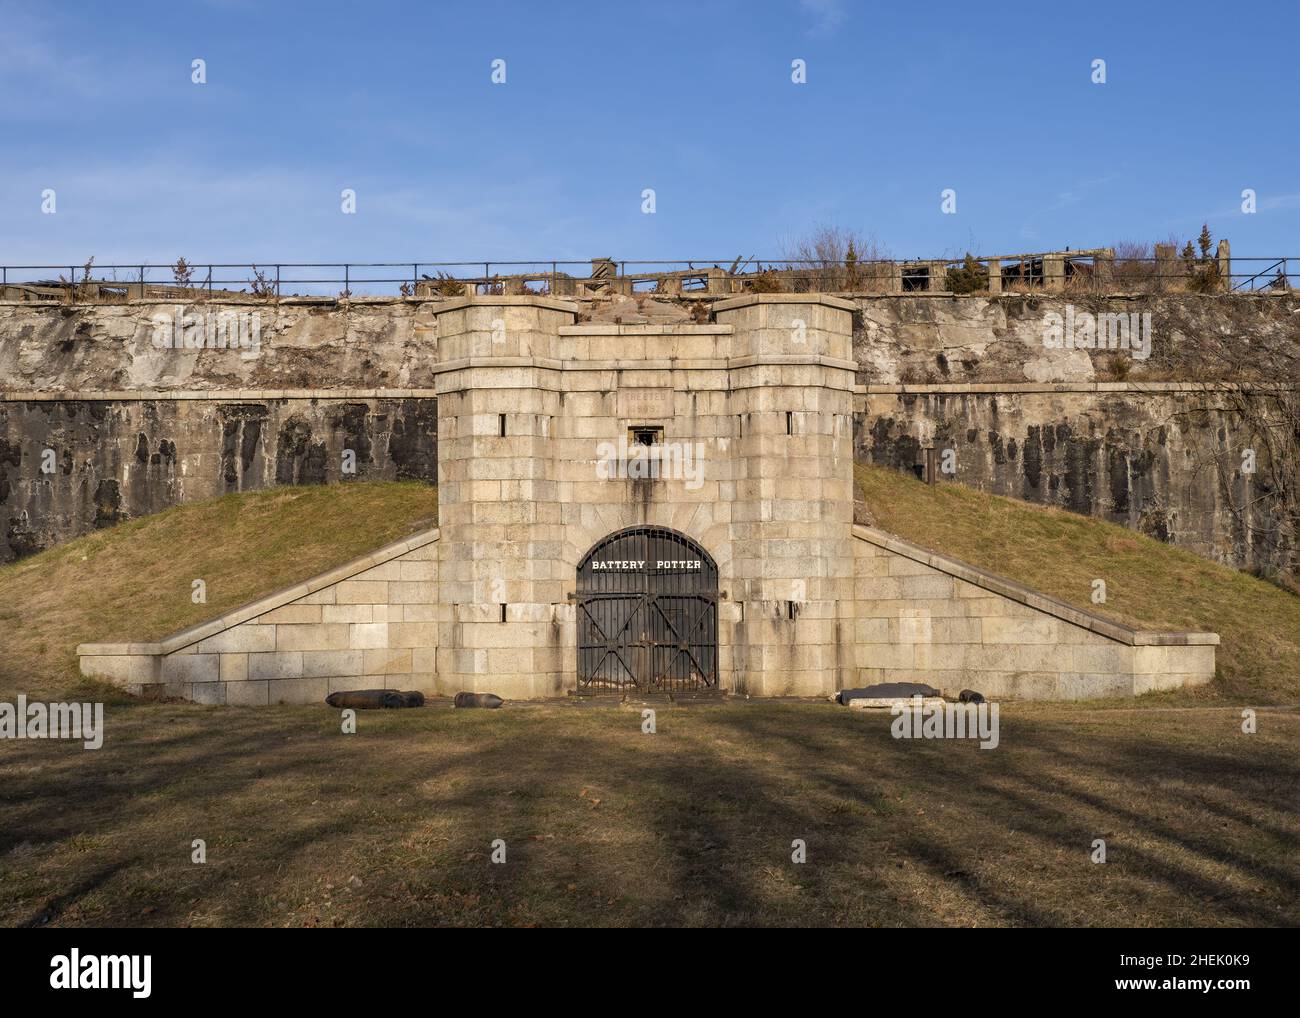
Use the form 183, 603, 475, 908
944, 253, 988, 294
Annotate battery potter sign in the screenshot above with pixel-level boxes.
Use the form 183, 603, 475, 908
590, 559, 702, 571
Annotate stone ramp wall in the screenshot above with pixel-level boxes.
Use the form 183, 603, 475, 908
78, 519, 1218, 704
78, 529, 440, 705
849, 525, 1217, 699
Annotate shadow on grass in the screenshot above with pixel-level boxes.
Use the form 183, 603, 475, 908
1, 701, 1296, 927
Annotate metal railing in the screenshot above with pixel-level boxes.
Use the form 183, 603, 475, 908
0, 256, 1293, 299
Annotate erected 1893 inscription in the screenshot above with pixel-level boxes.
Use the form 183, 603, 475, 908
618, 388, 674, 419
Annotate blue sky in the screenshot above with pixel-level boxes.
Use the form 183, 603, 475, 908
2, 0, 1297, 278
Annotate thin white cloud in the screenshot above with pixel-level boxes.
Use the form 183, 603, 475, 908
799, 0, 846, 36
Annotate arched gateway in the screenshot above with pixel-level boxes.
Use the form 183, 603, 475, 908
576, 527, 719, 692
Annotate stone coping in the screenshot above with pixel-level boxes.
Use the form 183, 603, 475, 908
431, 354, 858, 376
558, 324, 733, 335
77, 527, 441, 658
3, 389, 441, 402
713, 293, 858, 313
0, 296, 452, 309
431, 295, 581, 315
9, 382, 1286, 403
860, 381, 1295, 395
851, 524, 1219, 647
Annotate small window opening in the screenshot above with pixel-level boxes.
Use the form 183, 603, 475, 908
628, 425, 664, 447
786, 411, 793, 435
499, 413, 507, 437
901, 264, 930, 292
499, 603, 507, 622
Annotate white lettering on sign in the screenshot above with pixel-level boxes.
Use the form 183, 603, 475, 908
590, 560, 702, 571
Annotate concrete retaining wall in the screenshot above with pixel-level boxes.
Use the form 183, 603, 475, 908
849, 524, 1216, 699
78, 529, 441, 705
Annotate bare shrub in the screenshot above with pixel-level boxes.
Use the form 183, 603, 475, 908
1111, 240, 1156, 292
779, 225, 891, 292
56, 258, 102, 303
1104, 352, 1132, 380
427, 271, 465, 298
248, 266, 277, 299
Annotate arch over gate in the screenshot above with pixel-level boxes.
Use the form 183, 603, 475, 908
576, 526, 719, 692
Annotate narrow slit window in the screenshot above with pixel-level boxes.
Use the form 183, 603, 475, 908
499, 413, 507, 437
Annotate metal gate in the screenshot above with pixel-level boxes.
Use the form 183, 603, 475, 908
576, 527, 718, 692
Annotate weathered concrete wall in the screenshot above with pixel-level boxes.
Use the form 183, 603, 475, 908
856, 384, 1293, 575
850, 292, 1300, 384
6, 293, 1295, 394
0, 299, 439, 392
0, 394, 437, 562
2, 293, 1294, 575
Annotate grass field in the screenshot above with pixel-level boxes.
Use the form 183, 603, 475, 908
0, 472, 1297, 927
1, 700, 1296, 927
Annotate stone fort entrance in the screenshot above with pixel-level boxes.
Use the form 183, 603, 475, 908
576, 527, 718, 693
77, 292, 1218, 704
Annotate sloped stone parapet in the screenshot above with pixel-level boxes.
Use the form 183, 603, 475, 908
849, 524, 1217, 699
78, 529, 442, 705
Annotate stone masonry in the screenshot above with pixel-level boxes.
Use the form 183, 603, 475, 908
78, 295, 1217, 703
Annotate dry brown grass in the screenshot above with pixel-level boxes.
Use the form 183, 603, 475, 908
0, 700, 1295, 927
0, 482, 437, 702
856, 463, 1300, 704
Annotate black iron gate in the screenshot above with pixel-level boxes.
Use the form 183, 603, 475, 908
576, 527, 719, 692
